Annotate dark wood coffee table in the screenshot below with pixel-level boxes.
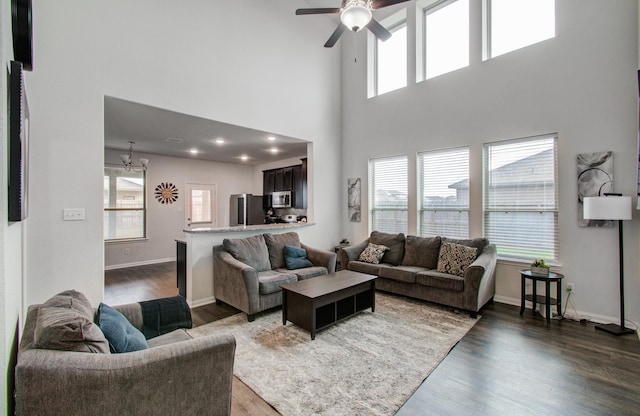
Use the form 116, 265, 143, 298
280, 270, 377, 340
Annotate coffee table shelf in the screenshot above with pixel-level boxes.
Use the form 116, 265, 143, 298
281, 270, 377, 340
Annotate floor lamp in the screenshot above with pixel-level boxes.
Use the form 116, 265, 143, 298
583, 194, 634, 336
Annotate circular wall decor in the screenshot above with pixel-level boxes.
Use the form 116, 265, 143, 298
155, 182, 179, 204
12, 0, 33, 71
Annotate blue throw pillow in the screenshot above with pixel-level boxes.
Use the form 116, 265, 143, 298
284, 245, 313, 270
97, 303, 149, 353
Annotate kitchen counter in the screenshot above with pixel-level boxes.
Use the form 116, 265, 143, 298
184, 222, 313, 234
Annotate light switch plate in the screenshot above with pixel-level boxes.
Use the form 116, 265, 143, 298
63, 208, 85, 221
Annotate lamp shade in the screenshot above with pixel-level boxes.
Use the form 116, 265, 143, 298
583, 196, 632, 220
340, 4, 372, 32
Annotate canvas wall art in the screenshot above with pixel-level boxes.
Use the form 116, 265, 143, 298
577, 151, 613, 227
348, 178, 361, 222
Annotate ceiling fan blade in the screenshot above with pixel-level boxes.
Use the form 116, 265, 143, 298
372, 0, 411, 9
324, 24, 346, 48
296, 8, 341, 15
367, 19, 392, 42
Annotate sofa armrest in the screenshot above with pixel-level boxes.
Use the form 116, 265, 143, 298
463, 244, 497, 311
16, 334, 236, 416
213, 245, 260, 314
301, 243, 337, 273
339, 239, 370, 270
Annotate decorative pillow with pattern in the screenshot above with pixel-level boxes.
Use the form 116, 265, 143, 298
436, 242, 478, 277
358, 243, 389, 264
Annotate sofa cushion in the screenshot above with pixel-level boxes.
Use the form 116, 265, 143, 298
223, 234, 272, 272
379, 265, 428, 284
33, 290, 110, 354
97, 303, 149, 353
264, 232, 302, 269
358, 243, 389, 264
289, 266, 328, 280
416, 270, 465, 292
401, 235, 441, 269
441, 237, 488, 258
436, 242, 477, 277
257, 270, 298, 295
370, 231, 405, 265
284, 245, 313, 270
348, 260, 390, 276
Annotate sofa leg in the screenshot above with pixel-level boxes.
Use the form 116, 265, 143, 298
247, 314, 256, 322
470, 312, 478, 319
215, 299, 224, 305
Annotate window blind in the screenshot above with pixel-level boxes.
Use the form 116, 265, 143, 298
418, 147, 469, 238
369, 155, 408, 234
483, 135, 558, 262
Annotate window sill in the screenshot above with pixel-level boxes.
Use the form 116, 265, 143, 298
105, 238, 149, 245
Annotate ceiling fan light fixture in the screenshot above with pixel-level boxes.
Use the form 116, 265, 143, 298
340, 0, 372, 32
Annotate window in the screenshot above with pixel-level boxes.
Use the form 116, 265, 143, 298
104, 166, 146, 240
423, 0, 469, 80
369, 10, 407, 97
483, 135, 558, 262
418, 147, 469, 238
369, 155, 408, 233
486, 0, 555, 59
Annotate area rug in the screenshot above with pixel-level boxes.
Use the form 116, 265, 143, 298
188, 293, 478, 415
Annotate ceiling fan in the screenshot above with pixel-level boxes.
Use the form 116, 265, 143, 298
296, 0, 411, 48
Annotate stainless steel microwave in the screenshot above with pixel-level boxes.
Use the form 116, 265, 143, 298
272, 191, 292, 208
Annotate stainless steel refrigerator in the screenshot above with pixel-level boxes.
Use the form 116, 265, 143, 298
229, 194, 265, 226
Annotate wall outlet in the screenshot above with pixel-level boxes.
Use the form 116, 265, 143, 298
566, 283, 575, 294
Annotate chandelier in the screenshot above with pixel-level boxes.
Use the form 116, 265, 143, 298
120, 141, 149, 172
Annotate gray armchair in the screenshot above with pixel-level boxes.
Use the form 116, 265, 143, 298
15, 298, 236, 416
213, 232, 336, 321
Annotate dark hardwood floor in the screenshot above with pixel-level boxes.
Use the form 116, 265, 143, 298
106, 262, 640, 416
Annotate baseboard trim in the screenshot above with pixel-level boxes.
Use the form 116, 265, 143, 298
189, 296, 216, 308
494, 294, 639, 338
105, 257, 176, 271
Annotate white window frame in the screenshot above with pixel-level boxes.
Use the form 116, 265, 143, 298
416, 0, 469, 82
369, 155, 408, 234
483, 134, 559, 262
368, 10, 407, 98
483, 0, 556, 60
104, 165, 146, 242
418, 146, 469, 238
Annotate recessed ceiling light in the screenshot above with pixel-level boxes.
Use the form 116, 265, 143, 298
240, 155, 249, 161
215, 138, 225, 144
267, 136, 276, 141
190, 149, 199, 155
270, 147, 278, 154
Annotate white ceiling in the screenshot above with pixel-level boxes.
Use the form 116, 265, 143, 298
103, 96, 309, 166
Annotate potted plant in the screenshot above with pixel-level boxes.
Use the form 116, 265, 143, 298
530, 259, 550, 276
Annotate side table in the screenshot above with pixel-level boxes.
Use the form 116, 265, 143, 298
519, 269, 564, 325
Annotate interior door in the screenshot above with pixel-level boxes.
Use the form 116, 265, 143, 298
185, 183, 217, 228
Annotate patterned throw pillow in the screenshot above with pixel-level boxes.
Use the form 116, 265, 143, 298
358, 243, 389, 264
436, 242, 478, 277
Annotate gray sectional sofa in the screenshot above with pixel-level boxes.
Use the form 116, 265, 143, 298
15, 290, 236, 416
213, 232, 337, 321
339, 232, 497, 317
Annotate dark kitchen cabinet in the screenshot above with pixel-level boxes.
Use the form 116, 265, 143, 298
263, 159, 307, 208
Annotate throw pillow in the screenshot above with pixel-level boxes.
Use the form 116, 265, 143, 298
264, 232, 302, 269
370, 231, 405, 266
441, 237, 488, 259
436, 242, 478, 277
97, 303, 149, 353
358, 243, 389, 264
284, 245, 313, 270
223, 234, 272, 272
33, 290, 110, 353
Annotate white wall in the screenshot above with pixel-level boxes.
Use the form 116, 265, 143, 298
1, 0, 25, 412
104, 149, 259, 268
341, 0, 640, 323
25, 0, 343, 306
